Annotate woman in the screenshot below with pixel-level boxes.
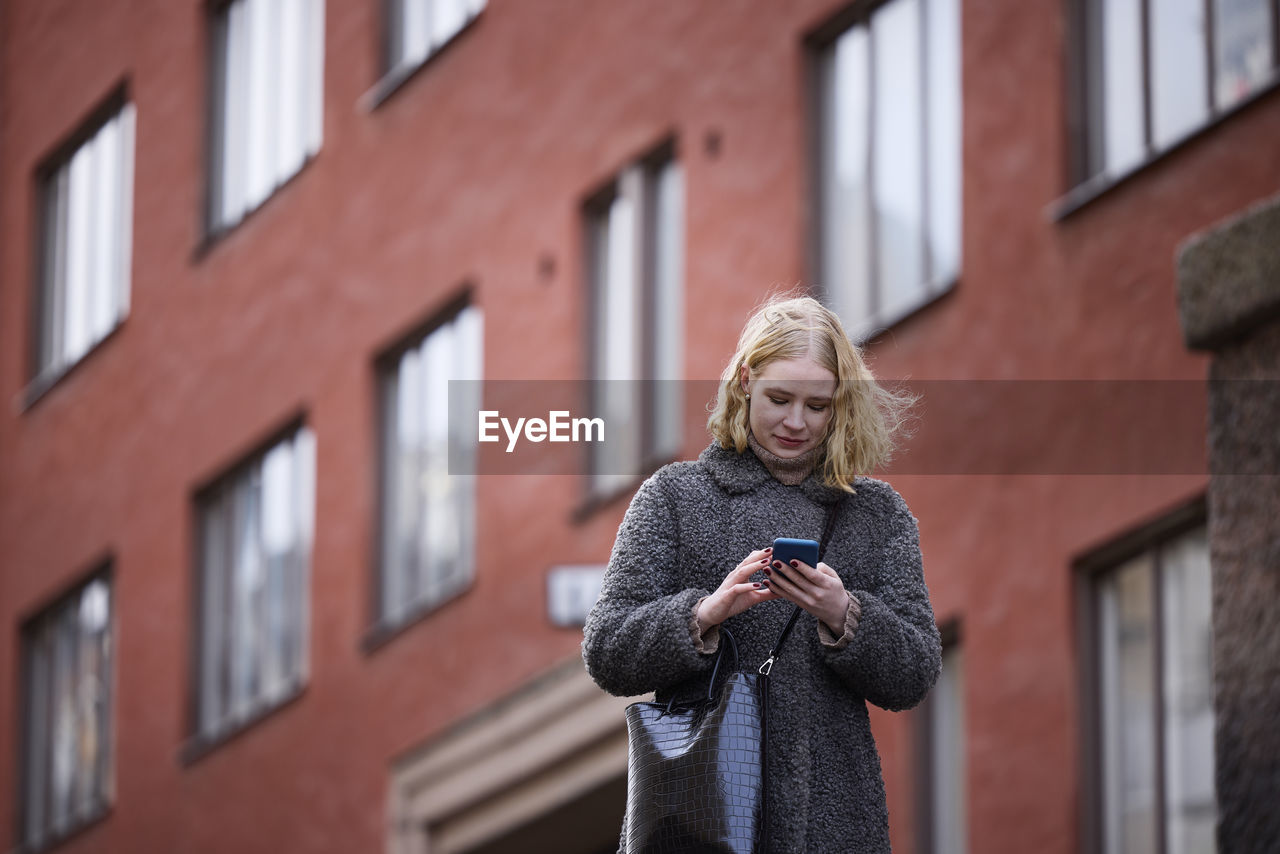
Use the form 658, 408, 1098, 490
581, 295, 940, 853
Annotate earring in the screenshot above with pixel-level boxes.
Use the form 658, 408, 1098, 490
745, 393, 751, 400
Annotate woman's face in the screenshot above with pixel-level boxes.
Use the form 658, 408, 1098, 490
740, 356, 837, 459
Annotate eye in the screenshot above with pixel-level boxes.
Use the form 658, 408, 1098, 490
807, 404, 828, 413
768, 397, 787, 406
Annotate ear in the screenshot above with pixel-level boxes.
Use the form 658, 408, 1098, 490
738, 364, 750, 393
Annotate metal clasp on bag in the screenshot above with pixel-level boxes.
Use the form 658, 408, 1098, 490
758, 656, 775, 676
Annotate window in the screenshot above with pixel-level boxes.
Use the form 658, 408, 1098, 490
19, 574, 113, 851
377, 304, 482, 626
209, 0, 325, 231
195, 426, 315, 742
34, 101, 135, 385
1087, 524, 1216, 854
385, 0, 485, 75
1075, 0, 1279, 183
916, 633, 967, 854
585, 145, 684, 496
814, 0, 961, 341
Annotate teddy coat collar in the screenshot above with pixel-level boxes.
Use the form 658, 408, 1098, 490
697, 441, 849, 505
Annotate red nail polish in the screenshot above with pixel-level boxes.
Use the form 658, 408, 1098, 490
790, 560, 799, 568
763, 567, 772, 576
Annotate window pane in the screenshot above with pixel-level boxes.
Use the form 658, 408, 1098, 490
931, 644, 967, 854
1213, 0, 1273, 109
872, 0, 926, 322
1100, 555, 1157, 854
587, 150, 683, 490
290, 427, 315, 684
821, 25, 872, 332
431, 0, 467, 47
261, 440, 294, 701
200, 492, 229, 733
389, 0, 484, 72
380, 308, 482, 621
1150, 0, 1209, 149
214, 0, 324, 229
924, 0, 961, 288
1097, 0, 1146, 175
64, 141, 93, 365
197, 429, 313, 736
1161, 528, 1217, 853
277, 0, 305, 178
396, 345, 424, 615
650, 159, 684, 461
592, 182, 641, 493
21, 578, 112, 848
420, 320, 456, 602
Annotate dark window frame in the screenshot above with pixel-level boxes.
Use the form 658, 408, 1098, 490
1074, 493, 1210, 854
198, 0, 324, 250
1059, 0, 1280, 215
578, 137, 684, 514
24, 83, 133, 408
363, 0, 487, 109
914, 620, 964, 854
15, 559, 115, 854
182, 411, 313, 764
805, 0, 963, 344
363, 286, 480, 652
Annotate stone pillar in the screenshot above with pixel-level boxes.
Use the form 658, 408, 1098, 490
1176, 193, 1280, 853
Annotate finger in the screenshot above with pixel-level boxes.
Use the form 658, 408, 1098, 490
731, 581, 777, 600
781, 559, 823, 584
738, 547, 773, 568
764, 565, 814, 605
734, 554, 772, 578
815, 561, 842, 581
768, 560, 815, 590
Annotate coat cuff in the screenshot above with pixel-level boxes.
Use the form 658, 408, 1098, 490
689, 595, 721, 654
817, 591, 862, 650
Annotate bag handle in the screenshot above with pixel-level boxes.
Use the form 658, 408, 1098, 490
666, 627, 739, 714
758, 497, 845, 676
706, 628, 739, 702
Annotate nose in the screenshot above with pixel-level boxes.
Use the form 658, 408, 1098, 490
782, 404, 806, 431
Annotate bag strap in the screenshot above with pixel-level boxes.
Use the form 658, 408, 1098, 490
758, 496, 845, 676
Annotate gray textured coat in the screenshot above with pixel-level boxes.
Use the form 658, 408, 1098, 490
582, 442, 941, 853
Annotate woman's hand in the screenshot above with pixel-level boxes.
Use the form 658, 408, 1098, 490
695, 548, 776, 628
764, 559, 849, 634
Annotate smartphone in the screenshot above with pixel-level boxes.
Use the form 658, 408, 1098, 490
771, 537, 819, 571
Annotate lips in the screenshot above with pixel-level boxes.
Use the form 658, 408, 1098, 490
775, 436, 805, 448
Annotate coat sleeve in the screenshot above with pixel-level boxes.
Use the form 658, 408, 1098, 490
820, 486, 941, 712
581, 468, 718, 697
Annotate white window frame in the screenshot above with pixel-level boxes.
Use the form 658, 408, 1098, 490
376, 302, 483, 629
585, 144, 684, 497
194, 425, 316, 744
34, 99, 135, 388
209, 0, 325, 232
814, 0, 962, 342
19, 571, 114, 851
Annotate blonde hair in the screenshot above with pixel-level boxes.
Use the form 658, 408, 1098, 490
706, 294, 915, 490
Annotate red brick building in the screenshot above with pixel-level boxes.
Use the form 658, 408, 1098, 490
2, 1, 1276, 852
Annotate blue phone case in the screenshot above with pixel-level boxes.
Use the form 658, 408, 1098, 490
771, 537, 820, 569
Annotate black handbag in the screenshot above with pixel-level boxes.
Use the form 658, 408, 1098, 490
622, 500, 844, 853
